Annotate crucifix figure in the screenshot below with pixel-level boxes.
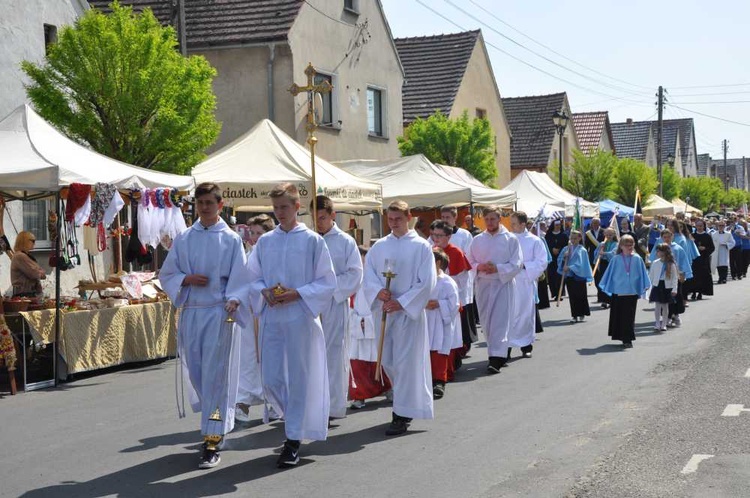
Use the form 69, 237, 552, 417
289, 62, 333, 231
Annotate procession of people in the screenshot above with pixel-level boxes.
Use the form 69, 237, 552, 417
162, 182, 750, 470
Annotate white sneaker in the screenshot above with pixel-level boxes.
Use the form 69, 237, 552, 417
350, 399, 366, 409
673, 316, 681, 327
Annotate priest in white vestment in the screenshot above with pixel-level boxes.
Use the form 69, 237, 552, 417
246, 183, 336, 469
467, 205, 522, 374
160, 182, 251, 470
711, 220, 735, 284
362, 200, 436, 436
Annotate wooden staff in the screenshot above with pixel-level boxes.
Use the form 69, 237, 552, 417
375, 270, 397, 381
253, 316, 260, 363
589, 251, 603, 285
555, 243, 573, 307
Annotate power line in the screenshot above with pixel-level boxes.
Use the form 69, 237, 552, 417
441, 0, 650, 98
669, 90, 750, 97
669, 82, 750, 90
304, 0, 358, 27
413, 0, 651, 105
671, 100, 750, 105
668, 103, 750, 128
466, 0, 653, 92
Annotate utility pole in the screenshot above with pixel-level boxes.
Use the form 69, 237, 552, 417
656, 86, 664, 196
723, 139, 729, 192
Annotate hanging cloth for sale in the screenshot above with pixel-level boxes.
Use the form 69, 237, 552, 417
65, 183, 91, 224
126, 192, 152, 266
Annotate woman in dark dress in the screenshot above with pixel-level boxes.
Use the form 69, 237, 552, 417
689, 218, 714, 300
545, 220, 569, 300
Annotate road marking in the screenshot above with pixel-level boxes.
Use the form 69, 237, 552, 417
681, 454, 714, 474
745, 368, 750, 378
721, 404, 750, 416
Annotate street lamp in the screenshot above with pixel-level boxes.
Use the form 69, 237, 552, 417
552, 110, 569, 186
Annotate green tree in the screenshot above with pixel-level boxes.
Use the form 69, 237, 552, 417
722, 188, 749, 210
660, 165, 682, 201
612, 158, 657, 206
680, 177, 725, 212
398, 110, 497, 185
561, 149, 616, 201
21, 1, 219, 174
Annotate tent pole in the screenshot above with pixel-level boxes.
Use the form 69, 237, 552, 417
54, 191, 61, 387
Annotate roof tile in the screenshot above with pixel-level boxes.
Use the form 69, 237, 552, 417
501, 93, 566, 169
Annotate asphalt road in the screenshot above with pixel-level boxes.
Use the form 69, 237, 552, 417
2, 278, 749, 498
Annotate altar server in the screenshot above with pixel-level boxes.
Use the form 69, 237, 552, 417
362, 200, 436, 436
160, 182, 251, 470
467, 205, 522, 374
246, 183, 336, 468
426, 247, 460, 400
235, 215, 275, 423
711, 220, 735, 284
508, 211, 548, 358
313, 196, 363, 420
599, 235, 650, 348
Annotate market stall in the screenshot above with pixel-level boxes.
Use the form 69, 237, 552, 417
434, 163, 517, 207
192, 118, 382, 212
502, 170, 599, 218
672, 197, 703, 217
642, 194, 678, 218
0, 104, 194, 390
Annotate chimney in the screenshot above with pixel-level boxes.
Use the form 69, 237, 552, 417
626, 118, 633, 125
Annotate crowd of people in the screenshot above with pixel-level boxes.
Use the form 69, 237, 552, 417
160, 182, 750, 471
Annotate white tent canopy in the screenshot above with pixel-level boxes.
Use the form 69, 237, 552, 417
642, 194, 680, 217
334, 155, 476, 208
502, 170, 598, 218
0, 105, 194, 198
434, 164, 516, 207
192, 119, 382, 211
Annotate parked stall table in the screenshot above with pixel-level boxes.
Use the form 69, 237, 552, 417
18, 301, 176, 380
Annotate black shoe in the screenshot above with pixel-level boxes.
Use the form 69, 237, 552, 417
697, 294, 703, 300
623, 341, 633, 348
601, 303, 609, 309
385, 414, 410, 436
433, 383, 445, 400
277, 440, 300, 468
486, 364, 501, 375
199, 446, 221, 469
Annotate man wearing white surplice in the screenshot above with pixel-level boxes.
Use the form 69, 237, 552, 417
509, 211, 547, 359
160, 182, 251, 470
363, 200, 436, 436
468, 205, 522, 374
246, 183, 336, 469
313, 195, 363, 420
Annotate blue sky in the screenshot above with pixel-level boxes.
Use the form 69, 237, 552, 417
381, 0, 750, 161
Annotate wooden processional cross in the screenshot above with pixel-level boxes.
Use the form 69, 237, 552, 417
288, 63, 333, 231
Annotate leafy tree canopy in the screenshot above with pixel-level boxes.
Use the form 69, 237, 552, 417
22, 1, 220, 174
562, 149, 617, 202
398, 111, 498, 185
723, 188, 750, 210
680, 177, 725, 212
660, 165, 682, 201
612, 158, 657, 206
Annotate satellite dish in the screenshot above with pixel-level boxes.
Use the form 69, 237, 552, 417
313, 92, 325, 125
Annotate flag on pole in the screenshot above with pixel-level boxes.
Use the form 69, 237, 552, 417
572, 197, 582, 232
633, 187, 642, 214
610, 206, 621, 240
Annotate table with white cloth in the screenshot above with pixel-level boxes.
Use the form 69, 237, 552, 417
19, 301, 176, 379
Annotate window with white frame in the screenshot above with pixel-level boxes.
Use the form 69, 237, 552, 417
313, 72, 338, 128
367, 87, 385, 137
23, 200, 52, 248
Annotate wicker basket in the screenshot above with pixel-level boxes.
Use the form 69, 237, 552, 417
3, 299, 30, 313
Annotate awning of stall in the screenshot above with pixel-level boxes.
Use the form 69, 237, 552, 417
434, 163, 516, 207
333, 155, 473, 208
0, 105, 194, 199
671, 197, 703, 217
642, 194, 677, 217
502, 170, 598, 218
192, 119, 382, 212
598, 199, 635, 226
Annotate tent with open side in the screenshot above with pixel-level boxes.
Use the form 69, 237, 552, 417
671, 197, 703, 217
434, 164, 516, 207
192, 119, 382, 212
0, 105, 195, 199
598, 199, 634, 227
502, 170, 598, 218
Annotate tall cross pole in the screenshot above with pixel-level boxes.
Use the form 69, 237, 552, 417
289, 63, 332, 231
